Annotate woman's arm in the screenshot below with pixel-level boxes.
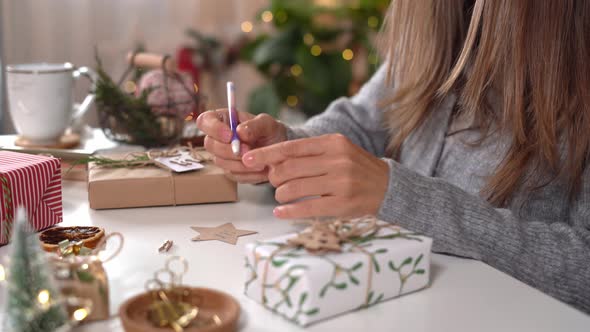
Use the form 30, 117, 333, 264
196, 64, 392, 184
379, 159, 590, 313
286, 64, 391, 157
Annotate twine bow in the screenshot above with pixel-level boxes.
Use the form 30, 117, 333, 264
261, 216, 396, 308
287, 217, 379, 254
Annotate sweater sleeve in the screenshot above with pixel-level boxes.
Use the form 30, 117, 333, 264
378, 159, 590, 313
286, 64, 391, 157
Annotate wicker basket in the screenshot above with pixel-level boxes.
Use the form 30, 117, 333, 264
97, 52, 202, 148
98, 104, 187, 147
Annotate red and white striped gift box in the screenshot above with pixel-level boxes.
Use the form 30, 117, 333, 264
0, 151, 63, 245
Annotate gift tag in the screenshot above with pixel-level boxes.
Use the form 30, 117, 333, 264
154, 151, 204, 173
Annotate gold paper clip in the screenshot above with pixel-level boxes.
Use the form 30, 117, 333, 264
158, 240, 173, 253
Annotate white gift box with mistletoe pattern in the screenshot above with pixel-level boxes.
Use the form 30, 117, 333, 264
244, 224, 432, 326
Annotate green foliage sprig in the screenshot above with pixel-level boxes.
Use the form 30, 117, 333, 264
240, 0, 390, 118
93, 52, 166, 147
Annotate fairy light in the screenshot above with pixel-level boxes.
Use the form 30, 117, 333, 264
290, 64, 303, 77
310, 45, 322, 56
261, 10, 273, 23
241, 21, 253, 33
286, 96, 298, 107
0, 264, 5, 281
303, 33, 315, 45
342, 48, 354, 61
276, 10, 288, 23
123, 80, 136, 94
368, 53, 379, 65
368, 16, 379, 29
315, 0, 338, 8
193, 83, 199, 93
37, 289, 50, 305
80, 263, 89, 270
73, 308, 89, 321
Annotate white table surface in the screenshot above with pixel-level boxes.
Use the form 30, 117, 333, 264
1, 180, 590, 331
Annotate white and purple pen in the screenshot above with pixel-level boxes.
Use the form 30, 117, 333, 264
226, 81, 241, 155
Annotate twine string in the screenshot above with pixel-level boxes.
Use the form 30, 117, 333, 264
260, 216, 386, 307
90, 146, 212, 170
92, 232, 125, 263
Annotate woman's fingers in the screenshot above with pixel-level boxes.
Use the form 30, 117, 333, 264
268, 156, 330, 187
197, 108, 254, 143
214, 156, 264, 173
274, 175, 334, 204
197, 110, 233, 143
242, 135, 331, 168
224, 170, 268, 184
237, 114, 279, 144
273, 196, 343, 219
204, 135, 251, 160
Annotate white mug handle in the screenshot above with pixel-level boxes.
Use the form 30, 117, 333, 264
71, 66, 98, 122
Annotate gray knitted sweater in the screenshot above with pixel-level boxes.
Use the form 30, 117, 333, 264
287, 65, 590, 313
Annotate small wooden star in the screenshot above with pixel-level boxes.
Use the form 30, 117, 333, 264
191, 223, 257, 245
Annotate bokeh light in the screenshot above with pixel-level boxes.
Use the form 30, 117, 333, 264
123, 80, 136, 94
290, 64, 303, 77
241, 21, 253, 33
368, 16, 379, 29
37, 289, 50, 304
73, 308, 89, 321
368, 53, 379, 65
261, 10, 274, 23
311, 45, 322, 56
276, 10, 288, 23
287, 96, 299, 107
342, 49, 354, 61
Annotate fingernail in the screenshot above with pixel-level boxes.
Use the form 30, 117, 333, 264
243, 153, 255, 166
273, 206, 285, 217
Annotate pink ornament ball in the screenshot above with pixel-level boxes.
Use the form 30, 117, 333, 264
136, 70, 197, 117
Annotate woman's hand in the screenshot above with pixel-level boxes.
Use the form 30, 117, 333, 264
242, 134, 390, 219
196, 109, 287, 184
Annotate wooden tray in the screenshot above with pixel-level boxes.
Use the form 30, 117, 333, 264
119, 287, 239, 332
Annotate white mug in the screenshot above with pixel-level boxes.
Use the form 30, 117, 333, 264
6, 63, 97, 144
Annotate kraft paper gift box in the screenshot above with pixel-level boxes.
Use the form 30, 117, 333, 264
244, 219, 432, 326
0, 151, 63, 245
88, 159, 237, 209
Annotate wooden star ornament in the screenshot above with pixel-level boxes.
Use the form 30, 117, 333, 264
191, 223, 257, 245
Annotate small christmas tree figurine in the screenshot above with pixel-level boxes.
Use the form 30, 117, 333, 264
3, 208, 68, 332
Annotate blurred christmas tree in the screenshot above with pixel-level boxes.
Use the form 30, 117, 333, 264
240, 0, 390, 118
2, 208, 68, 332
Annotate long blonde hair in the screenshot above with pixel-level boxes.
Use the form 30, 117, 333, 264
382, 0, 590, 206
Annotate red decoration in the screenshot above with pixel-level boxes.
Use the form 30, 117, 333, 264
0, 151, 63, 244
177, 47, 201, 86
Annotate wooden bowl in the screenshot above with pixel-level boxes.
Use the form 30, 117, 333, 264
119, 287, 240, 332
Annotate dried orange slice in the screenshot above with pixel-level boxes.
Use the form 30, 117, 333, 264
39, 226, 105, 253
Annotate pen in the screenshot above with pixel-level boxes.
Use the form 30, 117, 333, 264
226, 81, 241, 155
